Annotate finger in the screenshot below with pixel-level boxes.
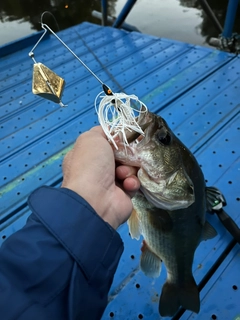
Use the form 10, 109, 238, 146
122, 175, 140, 193
73, 127, 106, 147
89, 126, 107, 138
116, 165, 139, 180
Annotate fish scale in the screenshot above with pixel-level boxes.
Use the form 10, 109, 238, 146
133, 194, 201, 284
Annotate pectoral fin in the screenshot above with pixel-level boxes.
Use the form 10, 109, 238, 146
140, 240, 162, 278
127, 209, 141, 240
202, 221, 217, 240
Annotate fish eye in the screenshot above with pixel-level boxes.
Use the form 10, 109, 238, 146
156, 130, 171, 145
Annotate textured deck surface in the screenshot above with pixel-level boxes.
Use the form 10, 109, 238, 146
0, 22, 239, 320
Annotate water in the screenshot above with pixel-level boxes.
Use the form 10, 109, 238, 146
0, 0, 239, 47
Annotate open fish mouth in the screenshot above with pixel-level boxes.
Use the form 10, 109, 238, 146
113, 135, 145, 166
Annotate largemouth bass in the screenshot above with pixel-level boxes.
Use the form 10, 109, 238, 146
114, 111, 217, 317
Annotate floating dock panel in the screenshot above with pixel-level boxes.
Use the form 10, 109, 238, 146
0, 22, 239, 319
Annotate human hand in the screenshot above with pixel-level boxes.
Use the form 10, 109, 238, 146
61, 126, 140, 229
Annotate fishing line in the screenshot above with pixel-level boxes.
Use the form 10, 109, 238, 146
63, 8, 126, 93
73, 29, 126, 94
29, 11, 148, 148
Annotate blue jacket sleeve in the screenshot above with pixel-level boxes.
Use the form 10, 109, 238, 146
0, 186, 124, 320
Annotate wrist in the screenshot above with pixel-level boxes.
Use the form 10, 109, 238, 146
61, 183, 119, 230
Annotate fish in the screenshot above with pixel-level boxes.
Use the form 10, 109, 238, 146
113, 111, 217, 317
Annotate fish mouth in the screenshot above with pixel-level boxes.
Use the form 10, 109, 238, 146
113, 133, 146, 166
114, 111, 152, 147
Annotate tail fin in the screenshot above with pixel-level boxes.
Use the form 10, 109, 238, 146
159, 278, 200, 317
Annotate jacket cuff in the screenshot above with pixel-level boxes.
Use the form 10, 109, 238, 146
28, 186, 123, 286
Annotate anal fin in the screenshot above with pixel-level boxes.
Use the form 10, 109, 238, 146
140, 240, 162, 278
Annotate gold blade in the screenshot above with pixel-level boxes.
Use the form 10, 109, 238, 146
32, 63, 65, 103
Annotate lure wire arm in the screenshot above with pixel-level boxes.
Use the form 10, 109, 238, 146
27, 10, 149, 143
40, 23, 105, 86
29, 16, 115, 107
28, 26, 48, 62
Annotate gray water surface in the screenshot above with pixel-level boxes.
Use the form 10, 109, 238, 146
0, 0, 239, 47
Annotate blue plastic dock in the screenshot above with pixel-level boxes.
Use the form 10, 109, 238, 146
0, 22, 239, 319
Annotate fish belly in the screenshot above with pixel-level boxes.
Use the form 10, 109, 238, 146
132, 194, 202, 316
